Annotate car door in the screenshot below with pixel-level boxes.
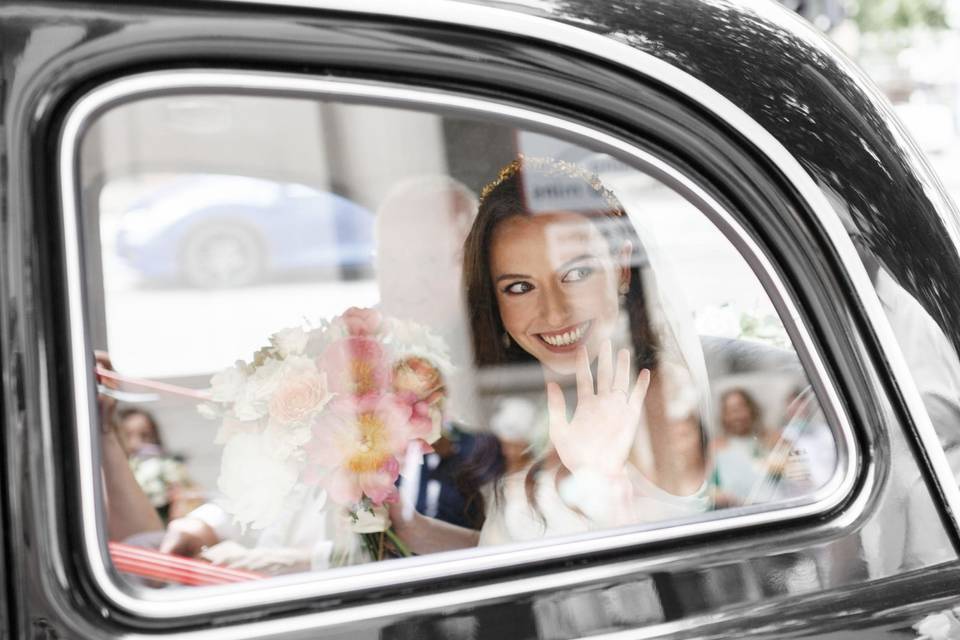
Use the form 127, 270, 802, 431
3, 1, 960, 639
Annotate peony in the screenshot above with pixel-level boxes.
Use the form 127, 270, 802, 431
304, 394, 413, 506
217, 432, 300, 530
270, 326, 309, 357
393, 393, 439, 444
319, 337, 391, 396
268, 369, 331, 428
339, 306, 383, 337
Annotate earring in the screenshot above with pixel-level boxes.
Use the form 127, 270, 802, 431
502, 332, 512, 349
618, 283, 629, 296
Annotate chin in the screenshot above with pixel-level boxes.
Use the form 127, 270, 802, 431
538, 352, 580, 377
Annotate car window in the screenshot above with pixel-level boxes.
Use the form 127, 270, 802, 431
71, 78, 850, 608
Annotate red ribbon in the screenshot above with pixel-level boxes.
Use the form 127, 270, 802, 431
109, 542, 263, 586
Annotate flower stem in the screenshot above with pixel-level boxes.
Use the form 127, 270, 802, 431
385, 527, 413, 557
360, 532, 379, 561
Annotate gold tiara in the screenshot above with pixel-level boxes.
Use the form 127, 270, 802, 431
478, 155, 624, 213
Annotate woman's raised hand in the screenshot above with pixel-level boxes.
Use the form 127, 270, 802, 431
546, 341, 651, 477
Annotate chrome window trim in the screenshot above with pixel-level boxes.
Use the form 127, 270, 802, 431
61, 69, 859, 621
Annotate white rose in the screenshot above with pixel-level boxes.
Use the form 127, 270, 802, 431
214, 417, 259, 445
264, 423, 314, 459
231, 357, 284, 420
217, 432, 300, 530
210, 361, 249, 402
915, 611, 960, 640
271, 326, 309, 357
249, 358, 284, 400
387, 319, 453, 373
233, 384, 267, 422
279, 354, 318, 377
349, 504, 391, 534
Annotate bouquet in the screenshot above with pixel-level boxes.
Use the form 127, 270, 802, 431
198, 307, 451, 561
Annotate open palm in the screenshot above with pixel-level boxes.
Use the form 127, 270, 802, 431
546, 341, 651, 477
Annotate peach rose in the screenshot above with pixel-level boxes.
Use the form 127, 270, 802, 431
268, 370, 331, 427
392, 356, 444, 402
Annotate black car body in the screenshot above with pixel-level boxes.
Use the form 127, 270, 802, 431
3, 1, 960, 638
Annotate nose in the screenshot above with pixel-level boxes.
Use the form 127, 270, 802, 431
540, 282, 572, 327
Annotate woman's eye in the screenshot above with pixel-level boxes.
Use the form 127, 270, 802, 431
561, 266, 594, 283
503, 281, 534, 295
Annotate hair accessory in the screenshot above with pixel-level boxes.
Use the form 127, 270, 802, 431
479, 155, 624, 214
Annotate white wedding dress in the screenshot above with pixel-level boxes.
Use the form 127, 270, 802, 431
477, 464, 709, 546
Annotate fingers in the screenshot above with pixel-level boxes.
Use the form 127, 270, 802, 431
596, 339, 613, 393
575, 346, 594, 402
159, 530, 192, 557
160, 518, 219, 557
613, 348, 631, 394
386, 497, 411, 529
94, 350, 113, 370
94, 351, 118, 434
628, 368, 652, 412
546, 381, 568, 430
94, 350, 119, 390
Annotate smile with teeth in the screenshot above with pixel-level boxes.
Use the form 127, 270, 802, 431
538, 321, 590, 347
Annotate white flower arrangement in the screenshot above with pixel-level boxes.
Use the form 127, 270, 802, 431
199, 307, 450, 555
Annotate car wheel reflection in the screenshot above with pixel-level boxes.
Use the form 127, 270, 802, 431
179, 221, 265, 288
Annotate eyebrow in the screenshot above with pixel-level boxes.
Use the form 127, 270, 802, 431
493, 254, 598, 283
556, 253, 597, 271
495, 272, 530, 283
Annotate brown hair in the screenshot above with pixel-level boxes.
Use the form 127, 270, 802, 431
460, 158, 661, 523
463, 161, 658, 371
117, 407, 164, 449
720, 388, 762, 435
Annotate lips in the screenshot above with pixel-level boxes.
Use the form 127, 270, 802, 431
536, 321, 590, 350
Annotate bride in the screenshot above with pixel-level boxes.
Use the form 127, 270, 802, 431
389, 156, 710, 552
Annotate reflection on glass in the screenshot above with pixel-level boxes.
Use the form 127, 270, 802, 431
80, 96, 839, 590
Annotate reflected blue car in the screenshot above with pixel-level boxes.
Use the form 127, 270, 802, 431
115, 174, 375, 287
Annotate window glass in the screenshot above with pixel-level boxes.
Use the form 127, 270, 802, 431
79, 92, 842, 592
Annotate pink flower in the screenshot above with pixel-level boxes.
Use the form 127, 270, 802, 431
319, 337, 391, 397
305, 394, 412, 506
394, 393, 436, 442
340, 307, 382, 337
268, 369, 330, 427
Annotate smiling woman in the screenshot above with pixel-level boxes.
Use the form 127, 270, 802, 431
388, 156, 711, 549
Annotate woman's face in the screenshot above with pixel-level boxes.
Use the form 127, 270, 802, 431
121, 412, 159, 455
490, 211, 629, 376
721, 391, 755, 436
